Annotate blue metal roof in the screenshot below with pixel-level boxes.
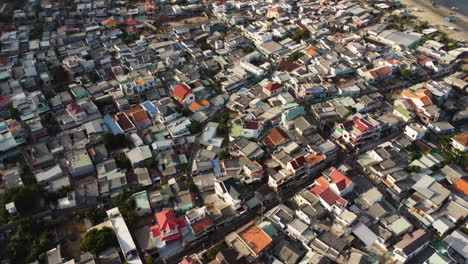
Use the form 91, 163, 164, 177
104, 115, 123, 135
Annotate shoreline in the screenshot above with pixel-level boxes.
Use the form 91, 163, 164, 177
399, 0, 468, 41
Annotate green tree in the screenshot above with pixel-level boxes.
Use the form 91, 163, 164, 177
102, 132, 130, 151
409, 151, 422, 161
407, 165, 421, 173
9, 107, 20, 120
145, 256, 153, 264
218, 150, 231, 160
189, 122, 203, 134
205, 243, 228, 261
115, 153, 131, 170
292, 29, 310, 43
400, 68, 411, 78
287, 51, 303, 62
118, 198, 138, 227
87, 71, 100, 83
51, 66, 69, 84
199, 40, 212, 51
80, 227, 118, 255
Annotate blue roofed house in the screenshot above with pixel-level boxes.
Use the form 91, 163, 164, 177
281, 105, 305, 126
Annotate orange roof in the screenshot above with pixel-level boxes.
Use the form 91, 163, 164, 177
102, 19, 117, 26
262, 127, 289, 147
316, 176, 329, 188
199, 99, 209, 106
416, 89, 432, 98
239, 225, 272, 255
401, 90, 432, 105
132, 109, 148, 121
190, 216, 213, 233
453, 178, 468, 196
172, 84, 192, 104
379, 67, 390, 76
305, 153, 325, 165
307, 47, 317, 56
189, 101, 202, 112
125, 106, 143, 116
453, 133, 468, 147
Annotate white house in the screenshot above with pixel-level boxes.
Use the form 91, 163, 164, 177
404, 123, 427, 141
452, 133, 468, 152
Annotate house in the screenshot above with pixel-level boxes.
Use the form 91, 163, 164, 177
133, 191, 151, 216
107, 208, 142, 264
310, 185, 347, 215
150, 209, 187, 246
392, 229, 431, 263
242, 120, 263, 139
226, 222, 273, 258
263, 82, 284, 97
185, 206, 214, 237
126, 145, 152, 167
452, 133, 468, 152
262, 127, 290, 148
172, 83, 195, 106
443, 230, 468, 264
317, 167, 354, 196
67, 102, 87, 122
404, 123, 427, 141
266, 8, 286, 18
335, 114, 381, 147
214, 176, 244, 210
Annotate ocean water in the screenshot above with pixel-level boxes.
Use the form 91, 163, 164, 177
434, 0, 468, 16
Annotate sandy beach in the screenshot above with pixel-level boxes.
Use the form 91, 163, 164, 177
399, 0, 468, 41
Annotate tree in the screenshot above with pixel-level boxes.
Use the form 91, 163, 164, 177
292, 29, 310, 43
145, 256, 153, 264
407, 165, 421, 173
80, 227, 118, 255
189, 122, 203, 134
102, 132, 130, 151
400, 68, 411, 78
205, 243, 229, 261
287, 51, 303, 62
9, 107, 20, 120
409, 151, 422, 161
115, 153, 131, 170
218, 150, 231, 160
51, 66, 69, 84
118, 198, 138, 227
145, 158, 157, 169
199, 40, 211, 51
88, 71, 100, 83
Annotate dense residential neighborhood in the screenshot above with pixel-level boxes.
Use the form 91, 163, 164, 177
0, 0, 467, 263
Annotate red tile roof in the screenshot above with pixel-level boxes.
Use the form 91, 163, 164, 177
67, 102, 84, 115
190, 216, 213, 233
172, 83, 192, 104
115, 112, 134, 131
155, 209, 177, 232
264, 82, 283, 92
262, 127, 289, 147
290, 155, 307, 170
328, 167, 352, 192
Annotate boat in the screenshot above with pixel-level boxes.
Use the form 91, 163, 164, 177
451, 7, 458, 11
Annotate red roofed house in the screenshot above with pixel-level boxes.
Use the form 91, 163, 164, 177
151, 209, 187, 246
262, 127, 290, 148
337, 114, 381, 147
310, 185, 347, 215
114, 112, 136, 133
263, 82, 284, 97
185, 206, 214, 237
266, 8, 286, 18
172, 83, 195, 106
287, 155, 308, 178
66, 102, 87, 121
319, 167, 354, 196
